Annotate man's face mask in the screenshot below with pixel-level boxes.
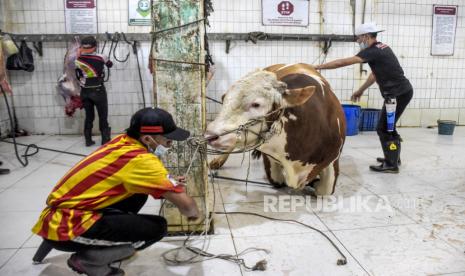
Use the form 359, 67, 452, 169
358, 35, 369, 50
146, 136, 170, 157
152, 144, 169, 157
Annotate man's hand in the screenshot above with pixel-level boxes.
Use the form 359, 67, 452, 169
174, 175, 186, 185
0, 79, 12, 95
351, 90, 364, 102
187, 210, 203, 223
163, 191, 200, 220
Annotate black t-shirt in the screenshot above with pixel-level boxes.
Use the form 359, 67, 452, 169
356, 42, 412, 97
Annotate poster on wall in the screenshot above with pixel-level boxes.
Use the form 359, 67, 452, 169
128, 0, 152, 26
431, 5, 458, 56
262, 0, 309, 27
65, 0, 98, 34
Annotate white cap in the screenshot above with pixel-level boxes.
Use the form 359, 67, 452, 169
354, 22, 384, 36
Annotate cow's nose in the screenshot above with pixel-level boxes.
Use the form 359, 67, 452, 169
204, 131, 220, 143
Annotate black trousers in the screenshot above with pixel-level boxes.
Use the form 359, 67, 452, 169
45, 194, 167, 252
81, 86, 109, 133
377, 89, 413, 141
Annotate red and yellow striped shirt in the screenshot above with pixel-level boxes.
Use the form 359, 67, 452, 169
32, 134, 184, 241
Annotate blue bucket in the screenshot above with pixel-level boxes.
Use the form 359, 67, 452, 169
342, 104, 361, 136
437, 120, 456, 135
360, 108, 381, 131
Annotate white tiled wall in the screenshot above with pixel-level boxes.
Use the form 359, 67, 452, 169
1, 0, 153, 136
1, 0, 465, 137
206, 0, 465, 127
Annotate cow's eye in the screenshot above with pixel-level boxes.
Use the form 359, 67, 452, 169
251, 103, 260, 108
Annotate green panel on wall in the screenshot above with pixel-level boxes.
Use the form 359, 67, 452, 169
151, 0, 211, 233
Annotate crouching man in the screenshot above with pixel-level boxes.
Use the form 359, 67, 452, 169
32, 107, 199, 276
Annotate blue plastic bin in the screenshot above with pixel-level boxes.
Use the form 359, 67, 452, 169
359, 108, 381, 131
342, 104, 361, 136
437, 120, 456, 135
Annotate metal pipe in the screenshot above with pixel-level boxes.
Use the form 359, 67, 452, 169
208, 33, 355, 42
1, 32, 355, 43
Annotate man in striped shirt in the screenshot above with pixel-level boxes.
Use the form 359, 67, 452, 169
76, 36, 113, 147
32, 107, 199, 276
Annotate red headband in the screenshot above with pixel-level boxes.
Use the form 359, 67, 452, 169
140, 126, 164, 134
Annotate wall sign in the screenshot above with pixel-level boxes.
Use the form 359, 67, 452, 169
262, 0, 309, 27
65, 0, 98, 34
129, 0, 152, 26
431, 5, 458, 56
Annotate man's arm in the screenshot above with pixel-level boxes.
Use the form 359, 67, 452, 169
163, 191, 200, 220
359, 72, 376, 92
351, 73, 376, 102
315, 56, 364, 70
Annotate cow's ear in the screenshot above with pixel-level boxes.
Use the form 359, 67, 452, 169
282, 85, 316, 107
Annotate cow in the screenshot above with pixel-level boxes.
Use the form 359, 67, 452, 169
205, 63, 346, 195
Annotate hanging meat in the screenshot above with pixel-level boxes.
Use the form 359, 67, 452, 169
57, 36, 82, 116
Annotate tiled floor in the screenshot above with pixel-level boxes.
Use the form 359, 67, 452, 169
0, 127, 464, 276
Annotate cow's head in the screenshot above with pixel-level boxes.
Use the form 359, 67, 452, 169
206, 69, 315, 150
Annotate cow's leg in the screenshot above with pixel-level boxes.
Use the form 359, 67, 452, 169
209, 154, 230, 170
263, 155, 285, 188
314, 159, 339, 195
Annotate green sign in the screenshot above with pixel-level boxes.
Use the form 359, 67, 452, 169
129, 0, 151, 26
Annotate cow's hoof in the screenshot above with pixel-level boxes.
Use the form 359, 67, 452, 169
251, 150, 262, 159
271, 182, 286, 189
209, 158, 225, 170
306, 178, 320, 188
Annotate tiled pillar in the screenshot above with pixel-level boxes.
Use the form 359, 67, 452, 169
151, 0, 211, 233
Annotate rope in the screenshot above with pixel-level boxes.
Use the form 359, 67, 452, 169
187, 108, 284, 156
161, 140, 270, 271
132, 41, 146, 107
205, 96, 222, 104
152, 18, 206, 36
152, 58, 207, 66
1, 88, 39, 167
214, 212, 348, 266
164, 126, 348, 269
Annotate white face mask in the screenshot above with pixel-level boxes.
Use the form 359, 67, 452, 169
153, 144, 169, 157
146, 136, 170, 157
358, 36, 369, 50
359, 42, 369, 50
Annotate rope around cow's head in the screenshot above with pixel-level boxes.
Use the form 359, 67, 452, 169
187, 107, 286, 155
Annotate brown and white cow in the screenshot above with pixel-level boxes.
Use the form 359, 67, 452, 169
206, 63, 345, 195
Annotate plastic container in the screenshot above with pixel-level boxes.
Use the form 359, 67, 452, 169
342, 104, 361, 136
385, 98, 397, 132
359, 108, 381, 131
437, 120, 456, 135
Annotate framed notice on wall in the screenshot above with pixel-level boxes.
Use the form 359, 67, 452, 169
65, 0, 97, 34
431, 5, 458, 56
262, 0, 309, 27
128, 0, 152, 26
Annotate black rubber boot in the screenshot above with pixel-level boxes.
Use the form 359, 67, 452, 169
376, 137, 402, 165
84, 128, 95, 147
101, 127, 111, 145
67, 245, 135, 276
370, 139, 400, 173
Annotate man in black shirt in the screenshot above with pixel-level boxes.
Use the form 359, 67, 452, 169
315, 22, 413, 173
76, 36, 113, 146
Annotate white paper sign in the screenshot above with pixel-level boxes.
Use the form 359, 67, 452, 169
262, 0, 309, 27
65, 0, 98, 34
431, 5, 458, 56
129, 0, 152, 26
